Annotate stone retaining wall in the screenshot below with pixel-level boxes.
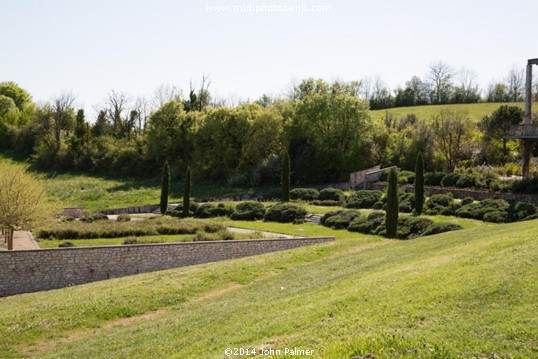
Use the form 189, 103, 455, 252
370, 182, 538, 204
0, 236, 334, 297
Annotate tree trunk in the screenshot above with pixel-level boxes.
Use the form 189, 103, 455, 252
7, 227, 14, 251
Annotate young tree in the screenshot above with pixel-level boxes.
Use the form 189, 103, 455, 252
160, 161, 170, 215
428, 61, 453, 104
414, 153, 425, 215
481, 105, 524, 160
0, 163, 53, 250
281, 150, 290, 202
432, 109, 473, 171
385, 168, 399, 238
183, 167, 192, 217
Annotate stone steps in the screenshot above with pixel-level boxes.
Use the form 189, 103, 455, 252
303, 214, 322, 225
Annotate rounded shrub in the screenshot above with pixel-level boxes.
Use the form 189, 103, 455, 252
117, 214, 131, 222
512, 201, 537, 220
229, 201, 265, 221
345, 190, 383, 209
290, 188, 319, 201
318, 188, 344, 202
424, 172, 446, 186
264, 203, 307, 223
483, 211, 508, 223
455, 174, 477, 188
440, 173, 461, 187
461, 197, 474, 206
421, 222, 463, 236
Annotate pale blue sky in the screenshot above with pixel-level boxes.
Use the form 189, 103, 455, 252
0, 0, 536, 115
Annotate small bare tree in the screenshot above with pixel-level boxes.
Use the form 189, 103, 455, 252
428, 61, 453, 104
505, 67, 525, 102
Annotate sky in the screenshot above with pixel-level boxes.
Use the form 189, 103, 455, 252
1, 0, 537, 117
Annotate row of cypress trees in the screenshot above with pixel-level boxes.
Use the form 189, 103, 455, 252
160, 160, 192, 216
385, 153, 424, 238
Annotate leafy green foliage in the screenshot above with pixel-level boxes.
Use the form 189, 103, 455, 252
318, 188, 344, 202
415, 153, 424, 215
160, 161, 170, 215
289, 188, 319, 201
320, 209, 362, 229
183, 167, 192, 217
264, 203, 306, 223
281, 151, 290, 202
345, 190, 383, 209
229, 201, 266, 221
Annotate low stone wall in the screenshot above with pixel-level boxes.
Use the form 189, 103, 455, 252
370, 182, 538, 204
97, 204, 161, 215
0, 236, 334, 297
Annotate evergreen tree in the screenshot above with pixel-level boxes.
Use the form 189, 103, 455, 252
415, 153, 425, 215
281, 151, 290, 202
160, 161, 170, 215
385, 168, 399, 238
183, 167, 192, 217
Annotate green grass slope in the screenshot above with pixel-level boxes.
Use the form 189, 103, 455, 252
0, 220, 536, 358
371, 102, 526, 122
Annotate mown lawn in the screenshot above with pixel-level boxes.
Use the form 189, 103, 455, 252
371, 102, 524, 122
1, 219, 536, 358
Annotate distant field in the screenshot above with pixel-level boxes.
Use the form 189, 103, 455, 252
371, 102, 526, 122
0, 218, 536, 358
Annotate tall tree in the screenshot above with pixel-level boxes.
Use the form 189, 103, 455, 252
281, 150, 290, 202
183, 167, 192, 217
385, 168, 399, 238
160, 161, 170, 215
505, 67, 525, 102
414, 153, 425, 215
428, 61, 453, 104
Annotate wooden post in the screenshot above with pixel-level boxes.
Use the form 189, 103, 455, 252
523, 61, 534, 180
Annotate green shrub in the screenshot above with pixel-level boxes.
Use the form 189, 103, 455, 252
264, 203, 307, 223
194, 203, 235, 218
424, 194, 455, 215
440, 173, 461, 187
372, 201, 384, 210
461, 197, 474, 206
345, 190, 383, 209
117, 214, 131, 222
318, 188, 344, 202
455, 174, 476, 188
488, 179, 513, 192
290, 188, 319, 201
422, 222, 463, 236
512, 177, 538, 194
58, 241, 75, 248
348, 212, 385, 234
512, 202, 537, 220
398, 170, 416, 184
169, 202, 199, 218
229, 201, 265, 221
415, 153, 424, 215
399, 192, 415, 213
483, 211, 508, 223
80, 213, 109, 223
424, 172, 446, 186
397, 216, 434, 239
455, 199, 510, 222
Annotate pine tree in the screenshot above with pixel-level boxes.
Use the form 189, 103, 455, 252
385, 167, 399, 238
160, 161, 170, 215
281, 151, 290, 202
183, 167, 192, 217
415, 153, 425, 215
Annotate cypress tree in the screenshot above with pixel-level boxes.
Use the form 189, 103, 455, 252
160, 161, 170, 215
281, 151, 290, 202
385, 167, 399, 238
183, 166, 192, 217
415, 153, 425, 215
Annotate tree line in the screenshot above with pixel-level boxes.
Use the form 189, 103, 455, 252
0, 77, 531, 186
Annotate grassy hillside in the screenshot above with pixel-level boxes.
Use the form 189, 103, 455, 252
1, 219, 536, 358
371, 102, 526, 122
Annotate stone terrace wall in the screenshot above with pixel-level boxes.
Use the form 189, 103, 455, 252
0, 237, 334, 297
370, 182, 538, 204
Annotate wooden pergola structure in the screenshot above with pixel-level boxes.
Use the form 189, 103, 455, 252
505, 58, 538, 179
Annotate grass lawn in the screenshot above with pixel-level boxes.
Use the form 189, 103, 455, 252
1, 218, 536, 358
371, 102, 525, 122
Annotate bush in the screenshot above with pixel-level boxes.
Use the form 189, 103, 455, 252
398, 170, 416, 184
264, 203, 307, 223
372, 201, 384, 210
58, 241, 75, 248
461, 197, 474, 206
512, 202, 537, 220
290, 188, 319, 201
397, 216, 434, 239
483, 211, 508, 223
80, 213, 109, 223
194, 203, 235, 218
117, 214, 131, 222
320, 210, 361, 229
169, 202, 199, 218
345, 190, 383, 209
455, 199, 510, 222
512, 177, 538, 194
455, 174, 476, 188
424, 172, 446, 186
348, 212, 385, 234
399, 192, 415, 213
440, 173, 461, 187
424, 194, 455, 215
229, 201, 265, 221
318, 188, 344, 202
421, 222, 463, 236
488, 179, 513, 192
